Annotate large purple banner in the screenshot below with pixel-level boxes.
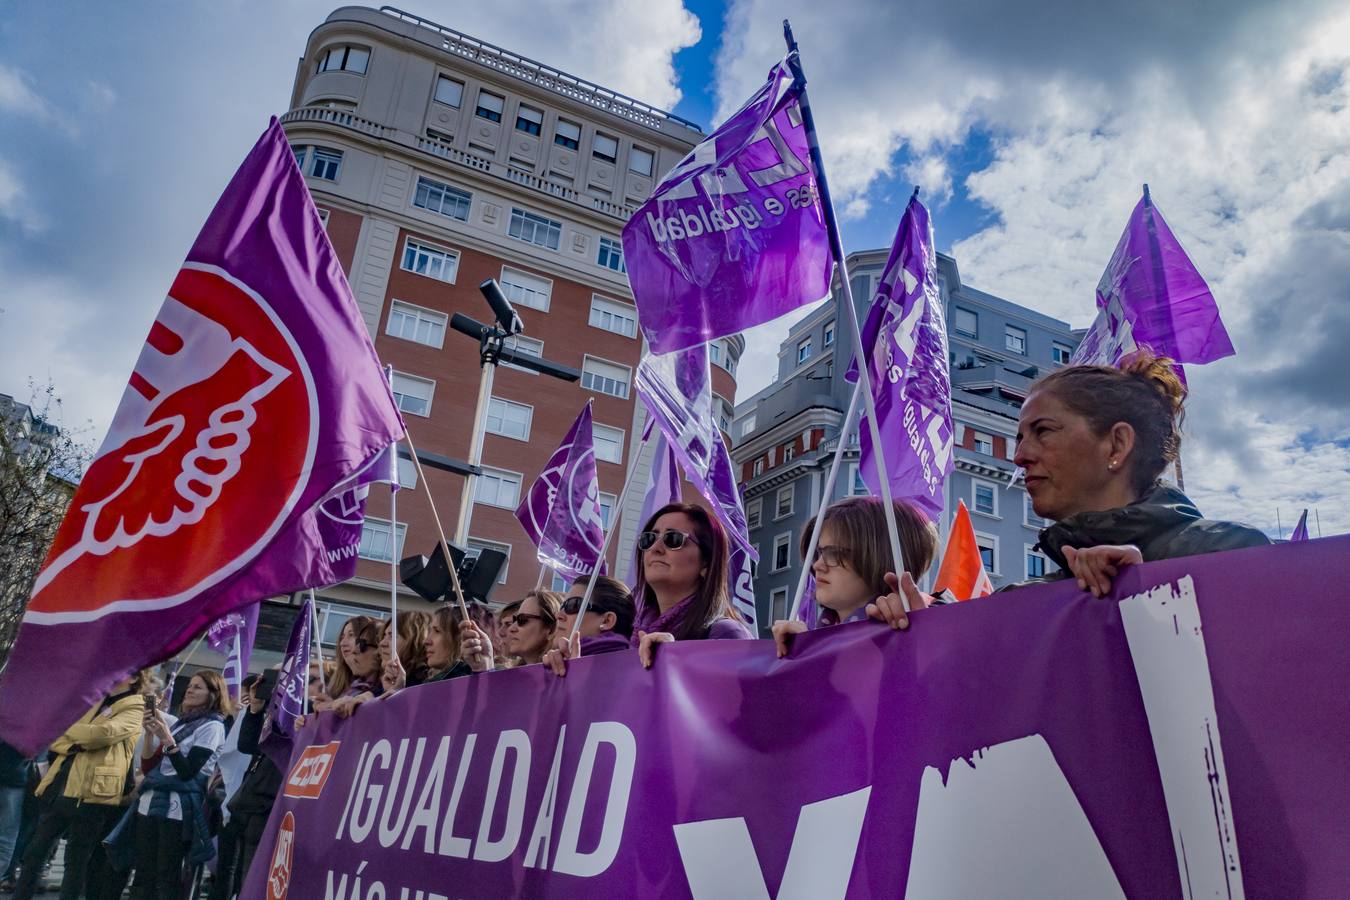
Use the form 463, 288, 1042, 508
245, 537, 1349, 899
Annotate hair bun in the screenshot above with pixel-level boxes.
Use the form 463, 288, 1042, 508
1120, 348, 1187, 418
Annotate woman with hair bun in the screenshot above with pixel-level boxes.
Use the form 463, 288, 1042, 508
1015, 350, 1268, 596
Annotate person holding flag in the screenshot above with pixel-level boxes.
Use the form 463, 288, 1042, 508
1015, 351, 1267, 598
771, 497, 937, 658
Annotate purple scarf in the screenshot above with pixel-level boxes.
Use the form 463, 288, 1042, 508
631, 593, 700, 646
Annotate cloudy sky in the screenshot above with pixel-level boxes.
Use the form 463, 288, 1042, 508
2, 1, 1347, 537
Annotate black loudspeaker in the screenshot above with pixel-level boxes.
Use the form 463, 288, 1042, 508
399, 542, 505, 604
462, 548, 507, 600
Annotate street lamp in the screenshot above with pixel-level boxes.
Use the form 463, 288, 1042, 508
450, 278, 581, 544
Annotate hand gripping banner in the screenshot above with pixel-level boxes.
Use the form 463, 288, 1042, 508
247, 537, 1348, 898
0, 119, 404, 755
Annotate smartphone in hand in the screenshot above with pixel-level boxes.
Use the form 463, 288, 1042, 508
254, 668, 280, 705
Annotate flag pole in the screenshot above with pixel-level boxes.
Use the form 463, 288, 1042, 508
403, 430, 472, 620
789, 378, 863, 621
567, 425, 655, 639
385, 367, 400, 633
783, 20, 911, 611
535, 565, 549, 590
308, 590, 323, 708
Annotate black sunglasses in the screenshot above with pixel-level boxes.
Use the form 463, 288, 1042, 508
637, 529, 697, 552
508, 613, 546, 628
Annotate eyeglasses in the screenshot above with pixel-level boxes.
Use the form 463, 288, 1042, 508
508, 613, 546, 628
638, 529, 697, 552
811, 545, 851, 569
355, 639, 376, 653
561, 596, 603, 616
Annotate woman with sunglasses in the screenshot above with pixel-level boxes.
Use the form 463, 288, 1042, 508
543, 575, 637, 677
330, 618, 383, 718
460, 592, 563, 671
324, 616, 371, 700
634, 503, 751, 669
771, 496, 938, 658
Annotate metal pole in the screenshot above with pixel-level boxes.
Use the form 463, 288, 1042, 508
783, 21, 910, 611
403, 430, 472, 619
454, 359, 496, 545
789, 379, 862, 621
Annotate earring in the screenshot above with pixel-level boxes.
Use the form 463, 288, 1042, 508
1108, 460, 1117, 470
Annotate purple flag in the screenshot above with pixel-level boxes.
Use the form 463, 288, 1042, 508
207, 603, 260, 701
635, 347, 756, 560
515, 403, 606, 581
621, 59, 832, 354
794, 574, 821, 629
1072, 187, 1235, 369
313, 445, 400, 581
0, 119, 404, 755
259, 598, 312, 771
627, 425, 682, 585
1291, 510, 1309, 543
847, 193, 953, 520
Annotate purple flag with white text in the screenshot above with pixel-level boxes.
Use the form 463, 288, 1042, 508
260, 598, 312, 771
515, 403, 607, 581
847, 193, 953, 520
1290, 509, 1309, 543
1072, 187, 1235, 370
207, 603, 260, 701
622, 59, 832, 354
0, 119, 404, 755
628, 426, 682, 585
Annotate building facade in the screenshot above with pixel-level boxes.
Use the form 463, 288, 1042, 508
276, 6, 740, 643
732, 250, 1080, 632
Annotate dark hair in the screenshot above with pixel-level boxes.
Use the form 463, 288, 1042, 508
569, 574, 637, 638
428, 606, 463, 672
380, 611, 431, 677
327, 614, 378, 697
521, 590, 562, 632
800, 497, 937, 595
186, 670, 235, 717
241, 673, 263, 692
637, 502, 735, 641
1031, 350, 1187, 496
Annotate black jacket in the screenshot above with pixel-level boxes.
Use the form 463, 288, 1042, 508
1037, 484, 1270, 575
227, 708, 281, 821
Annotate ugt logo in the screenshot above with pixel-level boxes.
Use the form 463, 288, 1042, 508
267, 811, 297, 900
25, 263, 316, 623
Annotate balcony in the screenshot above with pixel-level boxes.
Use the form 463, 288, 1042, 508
951, 362, 1037, 402
740, 378, 839, 441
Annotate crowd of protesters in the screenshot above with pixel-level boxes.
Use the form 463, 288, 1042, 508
0, 351, 1269, 899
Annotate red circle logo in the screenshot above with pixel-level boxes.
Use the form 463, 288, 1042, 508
28, 265, 314, 620
267, 811, 297, 900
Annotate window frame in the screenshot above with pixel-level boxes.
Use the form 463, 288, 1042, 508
775, 484, 795, 520
400, 237, 460, 284
499, 266, 552, 312
515, 104, 544, 136
592, 133, 619, 164
412, 175, 472, 221
434, 75, 464, 108
971, 477, 1000, 518
386, 300, 448, 349
357, 515, 406, 563
770, 586, 790, 620
746, 499, 762, 530
1005, 324, 1028, 355
971, 430, 994, 456
466, 537, 512, 584
591, 423, 625, 464
596, 236, 626, 273
508, 207, 563, 250
1024, 543, 1050, 579
797, 337, 813, 364
474, 90, 505, 123
389, 370, 436, 418
772, 533, 792, 572
501, 335, 544, 374
580, 355, 632, 400
975, 532, 999, 575
954, 307, 978, 338
629, 145, 655, 176
1052, 342, 1073, 365
485, 396, 534, 442
588, 295, 637, 337
309, 147, 342, 181
752, 458, 765, 478
317, 44, 370, 75
554, 119, 581, 150
597, 491, 617, 529
1023, 491, 1047, 529
474, 466, 523, 509
823, 321, 835, 347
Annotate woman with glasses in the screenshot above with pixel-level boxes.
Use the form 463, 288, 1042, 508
543, 575, 637, 677
634, 502, 751, 669
772, 496, 938, 658
324, 616, 372, 700
460, 592, 562, 671
329, 619, 383, 718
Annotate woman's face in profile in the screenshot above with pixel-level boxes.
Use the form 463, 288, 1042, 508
1016, 389, 1116, 521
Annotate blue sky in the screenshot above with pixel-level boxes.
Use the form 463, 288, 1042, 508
1, 0, 1348, 537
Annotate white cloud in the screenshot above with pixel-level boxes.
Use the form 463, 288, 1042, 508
718, 0, 1350, 534
0, 64, 76, 135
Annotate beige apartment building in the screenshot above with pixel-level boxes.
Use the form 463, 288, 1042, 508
262, 5, 742, 648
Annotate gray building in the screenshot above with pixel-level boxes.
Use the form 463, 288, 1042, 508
731, 251, 1081, 633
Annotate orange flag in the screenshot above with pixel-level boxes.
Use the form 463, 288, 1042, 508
934, 500, 994, 601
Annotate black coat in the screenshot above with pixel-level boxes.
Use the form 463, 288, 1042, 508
227, 709, 281, 821
1036, 484, 1270, 575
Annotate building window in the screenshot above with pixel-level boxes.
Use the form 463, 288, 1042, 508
413, 176, 472, 221
316, 208, 330, 228
740, 414, 756, 438
1023, 492, 1046, 528
592, 133, 618, 164
716, 396, 733, 434
554, 119, 581, 150
592, 423, 625, 464
770, 586, 790, 620
597, 237, 626, 273
972, 479, 998, 517
475, 467, 522, 508
597, 492, 616, 529
797, 338, 812, 364
386, 301, 447, 349
954, 308, 978, 337
586, 296, 637, 338
752, 458, 765, 478
390, 371, 435, 417
746, 499, 762, 530
823, 321, 835, 347
581, 356, 631, 399
1006, 325, 1028, 354
515, 104, 543, 136
317, 45, 369, 75
976, 534, 998, 574
775, 484, 794, 519
358, 516, 405, 562
434, 75, 463, 107
396, 454, 417, 490
309, 148, 342, 181
401, 238, 459, 283
485, 396, 533, 441
475, 91, 504, 123
497, 267, 552, 312
465, 538, 511, 584
629, 146, 655, 177
1025, 546, 1049, 579
1052, 342, 1073, 365
502, 335, 544, 373
772, 533, 791, 572
317, 601, 387, 646
781, 441, 795, 463
508, 208, 562, 250
971, 430, 994, 455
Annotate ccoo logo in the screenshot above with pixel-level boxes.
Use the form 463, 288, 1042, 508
284, 741, 342, 799
25, 264, 316, 623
